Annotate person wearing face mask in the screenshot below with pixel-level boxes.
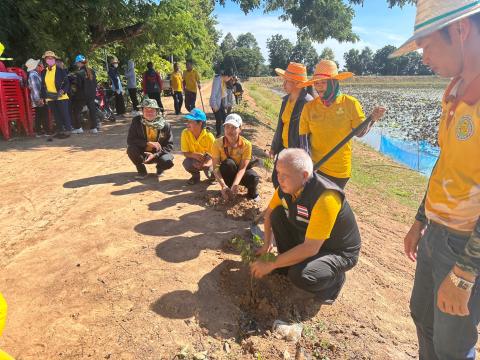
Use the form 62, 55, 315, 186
211, 113, 259, 201
108, 56, 125, 116
127, 99, 174, 180
72, 54, 98, 134
125, 59, 139, 114
142, 61, 164, 113
270, 62, 313, 188
40, 50, 72, 139
250, 148, 361, 303
297, 60, 386, 189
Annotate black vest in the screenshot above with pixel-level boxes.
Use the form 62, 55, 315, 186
278, 173, 360, 256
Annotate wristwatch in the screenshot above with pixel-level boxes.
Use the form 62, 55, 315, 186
449, 271, 475, 291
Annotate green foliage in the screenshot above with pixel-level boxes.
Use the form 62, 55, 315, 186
266, 34, 293, 75
0, 0, 218, 78
217, 0, 415, 44
289, 36, 319, 74
263, 158, 274, 172
230, 234, 276, 264
343, 45, 432, 76
217, 32, 264, 78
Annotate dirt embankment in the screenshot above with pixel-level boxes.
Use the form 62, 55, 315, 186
0, 82, 423, 359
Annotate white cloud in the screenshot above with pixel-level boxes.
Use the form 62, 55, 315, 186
215, 13, 407, 68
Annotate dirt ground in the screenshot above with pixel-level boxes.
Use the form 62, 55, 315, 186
0, 83, 423, 359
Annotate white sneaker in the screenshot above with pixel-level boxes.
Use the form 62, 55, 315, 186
71, 128, 84, 134
89, 128, 99, 134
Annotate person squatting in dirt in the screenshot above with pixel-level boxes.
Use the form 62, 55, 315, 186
211, 113, 260, 201
393, 1, 480, 359
127, 98, 174, 180
250, 148, 361, 303
298, 59, 385, 189
270, 62, 313, 188
180, 108, 216, 185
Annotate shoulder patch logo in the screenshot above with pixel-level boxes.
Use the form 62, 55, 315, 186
456, 115, 474, 141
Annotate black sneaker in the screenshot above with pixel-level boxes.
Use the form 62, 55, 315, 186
156, 169, 164, 178
187, 175, 200, 185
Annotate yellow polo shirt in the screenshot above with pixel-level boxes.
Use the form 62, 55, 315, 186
299, 94, 365, 178
425, 77, 480, 232
180, 128, 215, 154
268, 189, 341, 241
45, 65, 69, 102
145, 127, 158, 152
170, 71, 183, 92
211, 136, 252, 166
0, 292, 13, 360
281, 98, 296, 148
183, 69, 200, 93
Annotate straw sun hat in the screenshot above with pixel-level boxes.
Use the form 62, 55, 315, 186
390, 0, 480, 58
275, 62, 308, 83
297, 60, 353, 88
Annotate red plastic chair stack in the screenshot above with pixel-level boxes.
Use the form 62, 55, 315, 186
0, 79, 30, 140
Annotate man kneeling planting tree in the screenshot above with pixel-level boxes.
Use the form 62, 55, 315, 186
250, 149, 361, 303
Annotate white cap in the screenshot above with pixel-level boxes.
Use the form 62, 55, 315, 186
223, 113, 242, 128
25, 58, 40, 72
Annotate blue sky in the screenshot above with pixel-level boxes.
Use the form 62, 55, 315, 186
214, 0, 416, 67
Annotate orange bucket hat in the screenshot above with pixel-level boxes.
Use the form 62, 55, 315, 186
275, 62, 308, 82
297, 60, 353, 88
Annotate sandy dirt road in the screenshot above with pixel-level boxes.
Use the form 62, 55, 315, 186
0, 82, 425, 359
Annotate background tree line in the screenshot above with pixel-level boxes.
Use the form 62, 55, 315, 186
266, 34, 432, 76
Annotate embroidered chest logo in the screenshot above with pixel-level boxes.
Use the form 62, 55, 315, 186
456, 115, 474, 141
297, 205, 309, 218
336, 108, 345, 116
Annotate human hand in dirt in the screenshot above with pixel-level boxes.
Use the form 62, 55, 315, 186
143, 152, 156, 164
371, 106, 387, 122
231, 184, 240, 195
221, 187, 233, 201
404, 220, 425, 262
256, 242, 273, 256
250, 260, 275, 278
437, 266, 474, 316
148, 142, 162, 152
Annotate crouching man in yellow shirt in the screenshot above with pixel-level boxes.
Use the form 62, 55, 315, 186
250, 149, 361, 302
211, 114, 259, 201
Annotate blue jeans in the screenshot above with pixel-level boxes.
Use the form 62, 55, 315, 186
410, 222, 480, 360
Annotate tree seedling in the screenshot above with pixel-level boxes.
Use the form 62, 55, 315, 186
230, 234, 276, 264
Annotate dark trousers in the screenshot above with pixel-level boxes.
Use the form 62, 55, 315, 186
128, 88, 139, 111
114, 92, 125, 115
184, 90, 197, 111
34, 105, 49, 134
271, 206, 349, 300
235, 94, 242, 105
127, 145, 174, 174
147, 92, 164, 112
220, 158, 259, 199
48, 99, 72, 132
317, 170, 349, 189
214, 105, 227, 137
172, 91, 183, 115
72, 98, 98, 130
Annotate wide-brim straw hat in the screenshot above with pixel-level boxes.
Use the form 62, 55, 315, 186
390, 0, 480, 58
297, 60, 353, 88
275, 62, 308, 82
25, 58, 40, 72
42, 50, 58, 59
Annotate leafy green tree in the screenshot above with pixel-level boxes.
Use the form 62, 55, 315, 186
372, 45, 400, 75
289, 36, 318, 74
266, 34, 294, 74
320, 47, 336, 62
218, 32, 264, 77
220, 33, 237, 54
359, 47, 374, 74
216, 0, 415, 43
344, 49, 362, 74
